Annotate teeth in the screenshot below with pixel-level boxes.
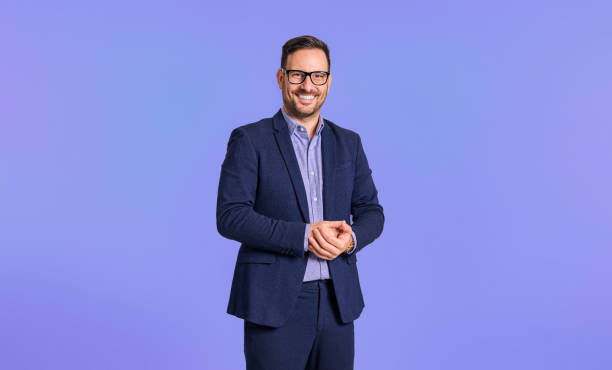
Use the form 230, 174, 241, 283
298, 95, 314, 100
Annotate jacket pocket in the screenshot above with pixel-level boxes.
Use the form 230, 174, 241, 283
237, 250, 277, 264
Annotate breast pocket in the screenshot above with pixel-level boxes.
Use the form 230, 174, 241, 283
335, 161, 354, 172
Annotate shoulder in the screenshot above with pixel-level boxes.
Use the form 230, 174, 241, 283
225, 114, 278, 153
323, 117, 361, 145
231, 116, 275, 137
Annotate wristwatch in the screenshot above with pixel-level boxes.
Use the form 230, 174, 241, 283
345, 235, 355, 253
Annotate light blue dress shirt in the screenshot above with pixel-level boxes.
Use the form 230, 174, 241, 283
281, 108, 357, 282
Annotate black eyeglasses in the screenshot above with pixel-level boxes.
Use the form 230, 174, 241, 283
282, 68, 330, 85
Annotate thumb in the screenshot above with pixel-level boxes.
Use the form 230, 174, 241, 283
340, 221, 352, 232
332, 220, 350, 232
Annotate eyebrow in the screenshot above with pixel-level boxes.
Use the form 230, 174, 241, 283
286, 69, 329, 72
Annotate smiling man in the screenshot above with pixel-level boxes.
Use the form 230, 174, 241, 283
216, 35, 385, 370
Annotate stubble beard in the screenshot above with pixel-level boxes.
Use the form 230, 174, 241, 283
282, 88, 325, 120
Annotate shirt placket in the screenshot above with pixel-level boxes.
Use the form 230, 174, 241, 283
308, 138, 319, 222
309, 134, 324, 277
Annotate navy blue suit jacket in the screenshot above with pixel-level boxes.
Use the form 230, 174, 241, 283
216, 109, 384, 328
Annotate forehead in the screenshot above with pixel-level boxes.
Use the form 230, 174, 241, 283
286, 48, 328, 71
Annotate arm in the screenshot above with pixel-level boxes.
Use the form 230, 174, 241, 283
350, 134, 385, 253
216, 128, 306, 257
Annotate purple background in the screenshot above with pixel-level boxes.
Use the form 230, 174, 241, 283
2, 1, 611, 369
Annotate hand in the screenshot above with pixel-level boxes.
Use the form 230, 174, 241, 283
308, 221, 353, 260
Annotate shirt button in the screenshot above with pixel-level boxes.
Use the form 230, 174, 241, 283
310, 171, 314, 176
314, 197, 318, 201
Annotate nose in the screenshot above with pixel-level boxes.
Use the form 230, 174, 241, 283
300, 75, 316, 92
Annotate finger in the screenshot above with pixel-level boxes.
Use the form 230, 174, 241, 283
328, 220, 349, 231
308, 245, 330, 260
309, 242, 332, 260
317, 226, 342, 247
314, 228, 336, 251
324, 220, 344, 229
339, 222, 351, 236
336, 230, 351, 244
314, 228, 341, 254
308, 222, 322, 237
309, 223, 328, 241
319, 220, 347, 233
330, 224, 349, 238
319, 224, 345, 239
308, 234, 333, 259
313, 230, 337, 256
340, 220, 351, 232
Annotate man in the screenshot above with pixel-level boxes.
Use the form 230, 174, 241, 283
216, 35, 384, 370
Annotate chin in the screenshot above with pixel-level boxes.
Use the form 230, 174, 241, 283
297, 103, 319, 114
297, 109, 317, 118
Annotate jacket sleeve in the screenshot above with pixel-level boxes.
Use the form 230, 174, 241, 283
350, 134, 385, 253
216, 127, 306, 257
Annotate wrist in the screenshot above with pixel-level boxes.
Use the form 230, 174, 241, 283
344, 234, 355, 253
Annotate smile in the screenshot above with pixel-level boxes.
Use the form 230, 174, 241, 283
298, 95, 314, 100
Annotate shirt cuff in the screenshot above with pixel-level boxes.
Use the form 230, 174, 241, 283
304, 224, 310, 252
346, 231, 357, 254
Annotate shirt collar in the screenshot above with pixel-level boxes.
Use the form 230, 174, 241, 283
281, 107, 325, 137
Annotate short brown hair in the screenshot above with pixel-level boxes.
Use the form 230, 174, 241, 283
281, 35, 330, 71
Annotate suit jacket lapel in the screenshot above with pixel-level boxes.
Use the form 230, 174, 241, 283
321, 120, 336, 221
272, 110, 310, 222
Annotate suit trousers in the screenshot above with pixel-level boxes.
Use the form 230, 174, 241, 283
244, 278, 354, 370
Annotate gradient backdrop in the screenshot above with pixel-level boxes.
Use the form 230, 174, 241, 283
1, 1, 611, 369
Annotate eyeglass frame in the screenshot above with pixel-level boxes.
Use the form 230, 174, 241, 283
281, 68, 331, 85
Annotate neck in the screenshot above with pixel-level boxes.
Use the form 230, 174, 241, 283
283, 106, 320, 139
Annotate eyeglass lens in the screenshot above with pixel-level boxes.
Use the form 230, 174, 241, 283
287, 71, 328, 85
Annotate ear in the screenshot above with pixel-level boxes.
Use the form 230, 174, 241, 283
276, 69, 284, 89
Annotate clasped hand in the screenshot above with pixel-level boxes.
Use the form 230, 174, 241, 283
308, 220, 353, 260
